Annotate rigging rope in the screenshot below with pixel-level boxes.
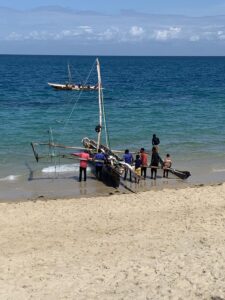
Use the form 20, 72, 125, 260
45, 59, 95, 151
69, 63, 87, 84
101, 87, 110, 148
48, 127, 58, 176
61, 59, 97, 132
42, 58, 112, 172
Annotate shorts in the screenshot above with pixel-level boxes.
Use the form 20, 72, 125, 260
135, 167, 141, 176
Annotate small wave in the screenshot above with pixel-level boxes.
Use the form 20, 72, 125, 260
42, 164, 91, 173
212, 168, 225, 173
0, 175, 20, 181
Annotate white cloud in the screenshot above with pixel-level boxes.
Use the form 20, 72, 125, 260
190, 35, 200, 42
6, 32, 23, 41
217, 30, 225, 40
5, 26, 94, 41
96, 27, 119, 41
78, 26, 93, 33
3, 9, 225, 50
129, 26, 144, 37
153, 27, 181, 41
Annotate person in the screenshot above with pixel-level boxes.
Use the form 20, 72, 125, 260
72, 151, 91, 182
94, 149, 106, 180
123, 149, 134, 181
150, 146, 163, 180
163, 153, 172, 178
134, 154, 142, 183
140, 148, 148, 179
152, 134, 160, 151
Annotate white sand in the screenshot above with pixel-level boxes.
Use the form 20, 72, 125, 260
0, 184, 225, 299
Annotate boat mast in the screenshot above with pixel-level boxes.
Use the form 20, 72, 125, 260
96, 58, 102, 151
67, 63, 72, 84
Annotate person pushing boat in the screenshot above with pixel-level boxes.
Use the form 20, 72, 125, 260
140, 148, 148, 179
163, 153, 172, 178
123, 149, 134, 182
72, 151, 91, 182
134, 154, 142, 183
94, 149, 106, 180
150, 146, 163, 180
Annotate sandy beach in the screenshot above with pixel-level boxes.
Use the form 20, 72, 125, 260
0, 184, 225, 299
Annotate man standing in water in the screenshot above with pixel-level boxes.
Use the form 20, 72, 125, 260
152, 134, 160, 151
94, 149, 106, 180
163, 153, 172, 178
140, 148, 148, 179
72, 151, 91, 182
123, 149, 134, 181
150, 146, 163, 179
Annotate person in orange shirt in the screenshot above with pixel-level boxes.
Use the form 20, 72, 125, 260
140, 148, 148, 179
72, 151, 91, 182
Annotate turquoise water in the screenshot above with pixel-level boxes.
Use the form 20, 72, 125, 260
0, 55, 225, 183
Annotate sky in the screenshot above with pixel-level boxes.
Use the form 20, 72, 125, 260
1, 0, 225, 55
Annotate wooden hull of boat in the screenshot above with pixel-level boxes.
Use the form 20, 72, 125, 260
89, 161, 121, 188
48, 83, 98, 91
102, 164, 121, 188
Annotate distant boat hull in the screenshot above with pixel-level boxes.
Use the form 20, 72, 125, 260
48, 83, 98, 91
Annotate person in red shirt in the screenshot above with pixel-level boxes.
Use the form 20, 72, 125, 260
140, 148, 148, 179
72, 151, 91, 182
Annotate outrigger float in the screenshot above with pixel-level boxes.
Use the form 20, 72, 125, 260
31, 58, 190, 188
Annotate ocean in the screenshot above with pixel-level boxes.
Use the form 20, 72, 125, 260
0, 55, 225, 199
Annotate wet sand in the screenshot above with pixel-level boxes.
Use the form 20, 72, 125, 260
0, 170, 190, 202
1, 160, 224, 203
0, 183, 225, 299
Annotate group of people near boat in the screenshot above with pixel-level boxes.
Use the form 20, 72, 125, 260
73, 134, 172, 183
122, 139, 172, 182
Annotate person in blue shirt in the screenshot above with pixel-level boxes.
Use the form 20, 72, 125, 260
94, 149, 106, 180
123, 149, 134, 181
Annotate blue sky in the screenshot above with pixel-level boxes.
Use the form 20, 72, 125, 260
1, 1, 225, 55
2, 0, 225, 16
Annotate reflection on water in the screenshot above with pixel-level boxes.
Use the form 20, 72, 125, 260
79, 181, 87, 195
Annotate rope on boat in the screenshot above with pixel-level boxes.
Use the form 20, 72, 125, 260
100, 79, 110, 149
41, 59, 97, 175
68, 62, 86, 84
34, 59, 113, 179
61, 59, 97, 131
48, 127, 58, 177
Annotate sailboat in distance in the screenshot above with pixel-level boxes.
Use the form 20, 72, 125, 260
48, 63, 98, 91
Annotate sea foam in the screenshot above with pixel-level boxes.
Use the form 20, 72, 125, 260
0, 175, 20, 181
212, 168, 225, 173
42, 164, 91, 173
